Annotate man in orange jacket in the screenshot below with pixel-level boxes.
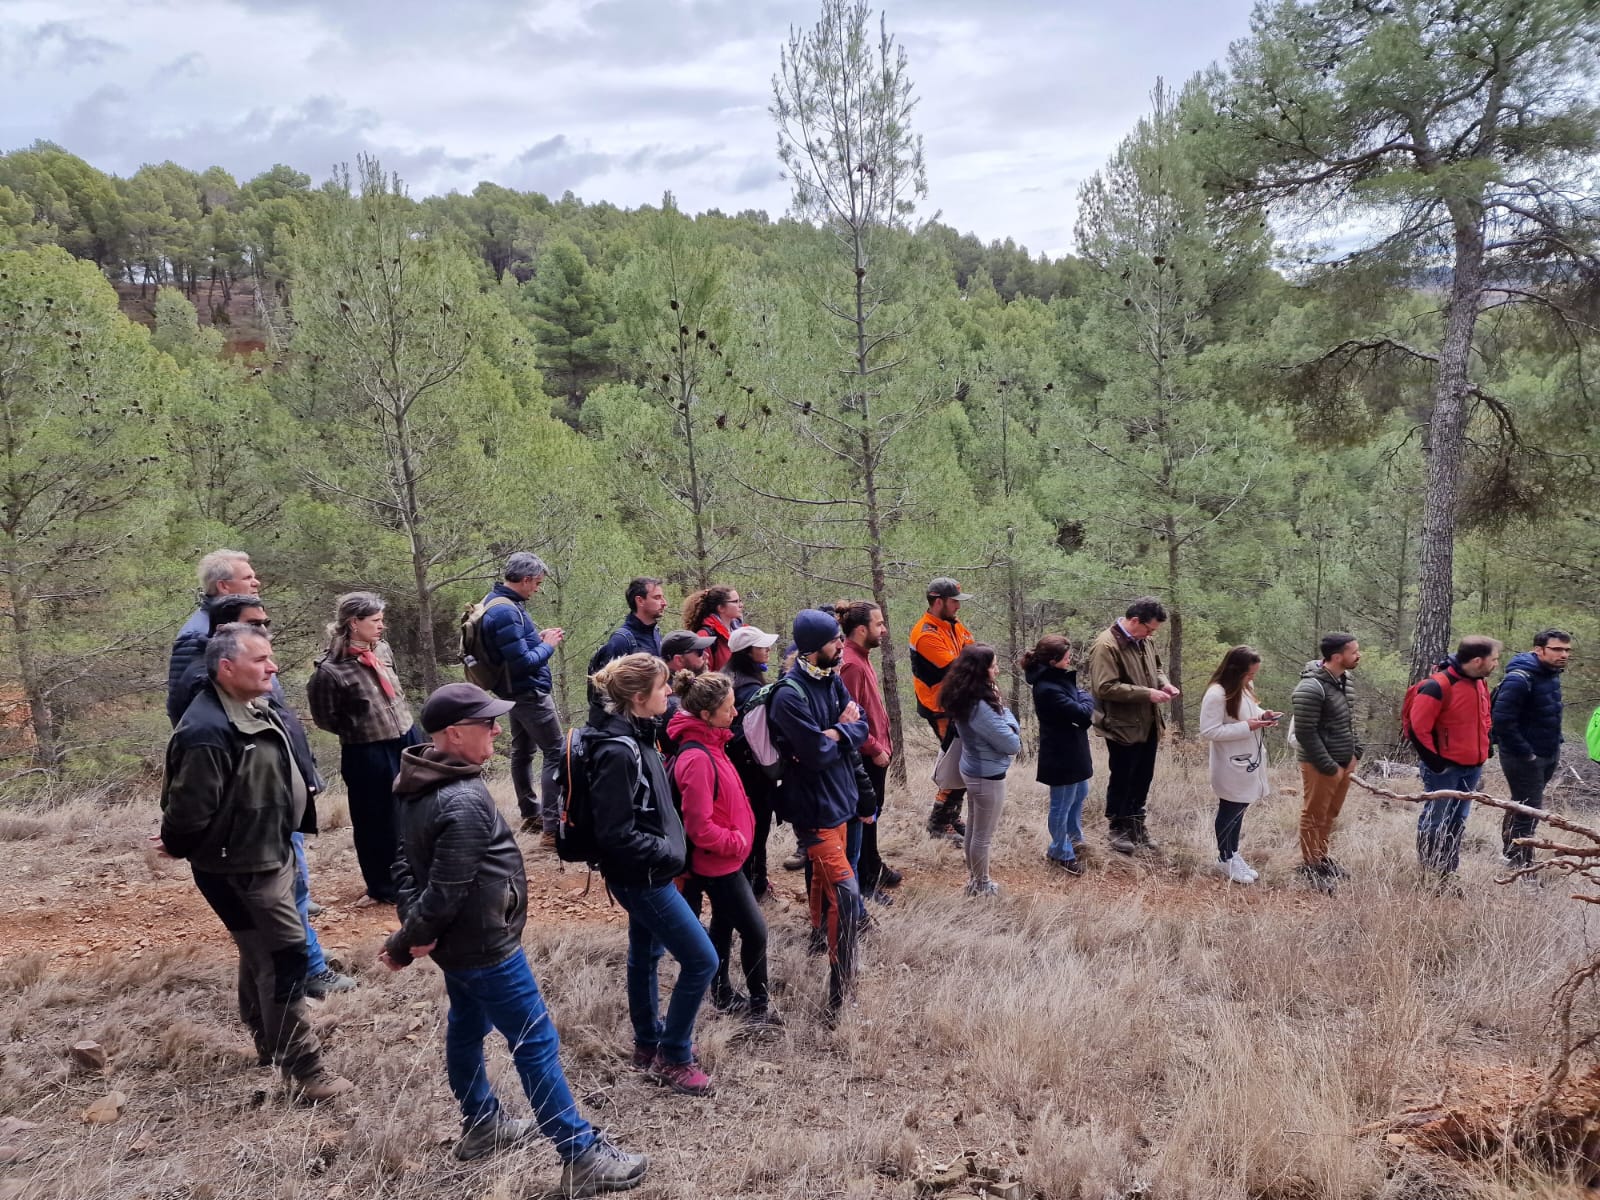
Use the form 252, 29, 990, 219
908, 578, 976, 842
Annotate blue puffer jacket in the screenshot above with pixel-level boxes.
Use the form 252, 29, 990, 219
166, 603, 214, 727
1491, 650, 1565, 759
768, 665, 867, 832
479, 582, 553, 698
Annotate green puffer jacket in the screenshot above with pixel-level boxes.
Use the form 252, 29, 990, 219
1291, 662, 1364, 776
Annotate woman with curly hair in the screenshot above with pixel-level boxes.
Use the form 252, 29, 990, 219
939, 643, 1021, 898
682, 585, 744, 673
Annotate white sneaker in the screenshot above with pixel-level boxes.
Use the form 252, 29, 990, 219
1222, 855, 1256, 885
1230, 852, 1259, 882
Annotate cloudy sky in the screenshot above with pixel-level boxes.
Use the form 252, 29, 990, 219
2, 0, 1257, 257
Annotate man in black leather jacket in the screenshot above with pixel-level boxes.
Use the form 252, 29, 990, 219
380, 683, 647, 1195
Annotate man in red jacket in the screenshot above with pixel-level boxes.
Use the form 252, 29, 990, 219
1410, 636, 1500, 887
837, 600, 901, 902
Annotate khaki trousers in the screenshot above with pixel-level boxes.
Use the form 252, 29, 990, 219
1298, 761, 1354, 866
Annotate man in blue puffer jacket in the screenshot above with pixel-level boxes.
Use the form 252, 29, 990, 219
478, 553, 566, 839
1491, 628, 1573, 867
769, 609, 868, 1017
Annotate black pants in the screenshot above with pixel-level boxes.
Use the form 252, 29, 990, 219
856, 758, 888, 891
341, 729, 419, 902
925, 714, 966, 830
737, 763, 775, 897
698, 869, 769, 1010
1104, 735, 1160, 833
1215, 799, 1248, 861
1501, 752, 1560, 866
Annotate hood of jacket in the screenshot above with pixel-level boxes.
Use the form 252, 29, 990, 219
1025, 660, 1077, 687
395, 743, 484, 800
1506, 650, 1554, 677
666, 708, 733, 750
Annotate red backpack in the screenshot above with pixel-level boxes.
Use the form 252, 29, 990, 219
1399, 668, 1456, 752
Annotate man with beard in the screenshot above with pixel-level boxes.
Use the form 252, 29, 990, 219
768, 610, 868, 1018
1493, 629, 1574, 869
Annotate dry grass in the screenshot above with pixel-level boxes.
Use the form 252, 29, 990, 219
1, 747, 1595, 1199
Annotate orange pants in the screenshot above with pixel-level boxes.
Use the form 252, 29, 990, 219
803, 823, 859, 1011
1298, 761, 1354, 865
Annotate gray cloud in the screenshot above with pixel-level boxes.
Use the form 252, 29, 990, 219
3, 0, 1258, 255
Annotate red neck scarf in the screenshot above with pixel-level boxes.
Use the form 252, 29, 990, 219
348, 641, 396, 698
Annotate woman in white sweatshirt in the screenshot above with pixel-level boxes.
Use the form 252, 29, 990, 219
1198, 646, 1279, 884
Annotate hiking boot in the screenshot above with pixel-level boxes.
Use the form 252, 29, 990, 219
950, 815, 967, 838
1072, 840, 1090, 857
304, 968, 357, 998
745, 1005, 785, 1029
1107, 830, 1140, 856
781, 851, 806, 872
1319, 857, 1351, 880
1431, 873, 1466, 899
1296, 863, 1337, 894
807, 926, 827, 957
1047, 854, 1084, 877
711, 990, 750, 1015
878, 865, 903, 888
520, 816, 542, 835
963, 879, 1000, 898
865, 887, 895, 907
629, 1043, 656, 1071
305, 899, 325, 918
561, 1132, 648, 1196
1218, 856, 1255, 885
649, 1056, 715, 1096
290, 1071, 356, 1104
1230, 852, 1259, 882
454, 1113, 538, 1162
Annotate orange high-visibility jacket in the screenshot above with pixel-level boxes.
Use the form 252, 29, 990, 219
908, 613, 975, 721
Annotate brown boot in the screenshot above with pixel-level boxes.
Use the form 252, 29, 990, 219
291, 1070, 356, 1104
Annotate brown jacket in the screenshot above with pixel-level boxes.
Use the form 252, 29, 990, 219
1087, 621, 1172, 745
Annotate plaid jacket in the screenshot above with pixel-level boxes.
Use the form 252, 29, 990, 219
307, 642, 416, 745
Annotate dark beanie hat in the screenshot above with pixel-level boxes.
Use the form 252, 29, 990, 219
793, 608, 842, 655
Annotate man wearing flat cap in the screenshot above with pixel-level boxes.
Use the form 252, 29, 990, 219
380, 682, 648, 1193
908, 578, 977, 843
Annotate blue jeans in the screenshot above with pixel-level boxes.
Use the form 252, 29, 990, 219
609, 882, 717, 1065
291, 833, 328, 977
1047, 781, 1089, 862
1416, 764, 1483, 874
442, 948, 595, 1160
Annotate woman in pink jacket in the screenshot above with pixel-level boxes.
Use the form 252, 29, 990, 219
667, 672, 779, 1026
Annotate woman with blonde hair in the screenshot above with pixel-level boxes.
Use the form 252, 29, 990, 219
587, 653, 718, 1096
307, 591, 421, 906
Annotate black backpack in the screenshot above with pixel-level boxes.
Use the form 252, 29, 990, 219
585, 627, 641, 711
554, 727, 639, 867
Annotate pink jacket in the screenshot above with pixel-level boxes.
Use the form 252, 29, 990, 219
666, 710, 754, 878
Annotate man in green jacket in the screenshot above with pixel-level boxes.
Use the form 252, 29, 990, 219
1087, 596, 1180, 855
158, 624, 355, 1104
1291, 632, 1364, 888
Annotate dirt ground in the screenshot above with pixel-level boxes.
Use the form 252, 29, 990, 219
2, 755, 1598, 1200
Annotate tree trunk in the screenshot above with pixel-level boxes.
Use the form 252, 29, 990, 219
1408, 218, 1485, 682
1164, 513, 1185, 736
680, 365, 710, 588
394, 409, 440, 693
7, 584, 63, 770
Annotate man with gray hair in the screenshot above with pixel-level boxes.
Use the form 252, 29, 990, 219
167, 549, 260, 727
157, 624, 355, 1103
476, 553, 566, 841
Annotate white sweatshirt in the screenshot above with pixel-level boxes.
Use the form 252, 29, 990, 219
1198, 683, 1271, 804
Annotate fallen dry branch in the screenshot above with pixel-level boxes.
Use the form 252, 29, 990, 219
1349, 770, 1600, 1162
